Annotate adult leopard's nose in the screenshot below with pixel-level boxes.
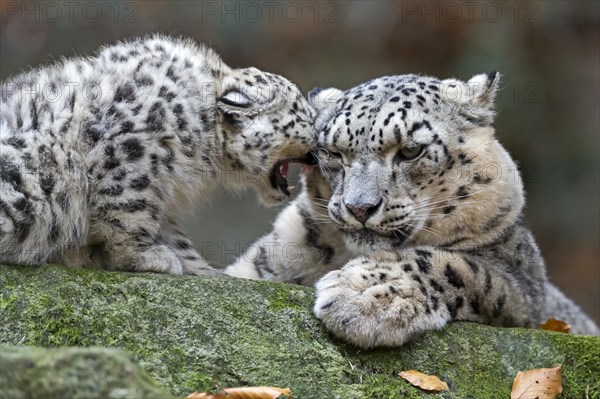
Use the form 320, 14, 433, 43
345, 199, 382, 224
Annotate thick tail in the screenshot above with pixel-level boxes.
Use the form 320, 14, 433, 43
543, 282, 599, 336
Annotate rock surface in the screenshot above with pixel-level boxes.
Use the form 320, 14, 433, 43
1, 264, 599, 398
0, 345, 171, 399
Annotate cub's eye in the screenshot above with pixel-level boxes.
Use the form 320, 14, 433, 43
218, 90, 253, 108
395, 145, 425, 162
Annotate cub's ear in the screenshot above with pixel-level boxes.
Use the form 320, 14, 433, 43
217, 90, 257, 116
309, 87, 343, 131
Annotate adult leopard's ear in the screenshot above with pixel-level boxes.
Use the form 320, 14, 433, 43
441, 71, 500, 126
467, 71, 500, 109
309, 87, 343, 131
308, 87, 343, 111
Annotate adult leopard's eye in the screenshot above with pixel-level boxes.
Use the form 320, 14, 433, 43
396, 145, 425, 162
318, 148, 343, 159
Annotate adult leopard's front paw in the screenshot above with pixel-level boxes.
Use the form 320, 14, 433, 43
313, 257, 448, 348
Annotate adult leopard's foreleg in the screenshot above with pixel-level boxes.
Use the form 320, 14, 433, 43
314, 248, 542, 348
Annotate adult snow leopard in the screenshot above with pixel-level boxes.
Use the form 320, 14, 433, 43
0, 35, 316, 275
226, 72, 600, 347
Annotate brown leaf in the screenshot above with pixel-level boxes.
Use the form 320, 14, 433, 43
539, 318, 571, 333
186, 386, 291, 399
186, 393, 211, 399
399, 370, 449, 392
511, 366, 563, 399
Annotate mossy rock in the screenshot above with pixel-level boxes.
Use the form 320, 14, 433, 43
0, 345, 171, 399
1, 264, 598, 398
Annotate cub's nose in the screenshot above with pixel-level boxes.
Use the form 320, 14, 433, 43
345, 200, 382, 224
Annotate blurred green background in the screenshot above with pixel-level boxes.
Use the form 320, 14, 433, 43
1, 1, 598, 323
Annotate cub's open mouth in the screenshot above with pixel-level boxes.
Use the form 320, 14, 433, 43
270, 152, 318, 196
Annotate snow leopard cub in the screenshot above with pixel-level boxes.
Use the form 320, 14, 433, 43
0, 35, 316, 275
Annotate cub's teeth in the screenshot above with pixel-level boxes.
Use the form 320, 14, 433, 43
278, 161, 289, 177
288, 185, 296, 190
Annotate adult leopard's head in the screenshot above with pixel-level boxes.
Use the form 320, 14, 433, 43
217, 67, 317, 205
310, 73, 524, 253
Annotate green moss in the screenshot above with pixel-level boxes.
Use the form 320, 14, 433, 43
0, 345, 172, 399
266, 283, 310, 310
362, 375, 423, 399
1, 264, 599, 398
0, 292, 17, 311
182, 372, 217, 393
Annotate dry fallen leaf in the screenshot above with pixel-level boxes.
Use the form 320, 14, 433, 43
511, 366, 563, 399
539, 318, 571, 333
399, 370, 449, 392
186, 386, 291, 399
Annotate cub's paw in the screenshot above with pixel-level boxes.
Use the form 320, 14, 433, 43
314, 257, 448, 348
180, 255, 224, 276
117, 245, 184, 274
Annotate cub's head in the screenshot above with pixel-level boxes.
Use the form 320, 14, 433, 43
310, 73, 524, 253
217, 67, 317, 205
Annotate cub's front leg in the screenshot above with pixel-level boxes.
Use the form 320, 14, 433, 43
225, 186, 349, 285
314, 249, 540, 348
87, 135, 220, 275
160, 222, 223, 276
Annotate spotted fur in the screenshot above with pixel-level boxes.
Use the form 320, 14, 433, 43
226, 73, 599, 347
0, 35, 315, 274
